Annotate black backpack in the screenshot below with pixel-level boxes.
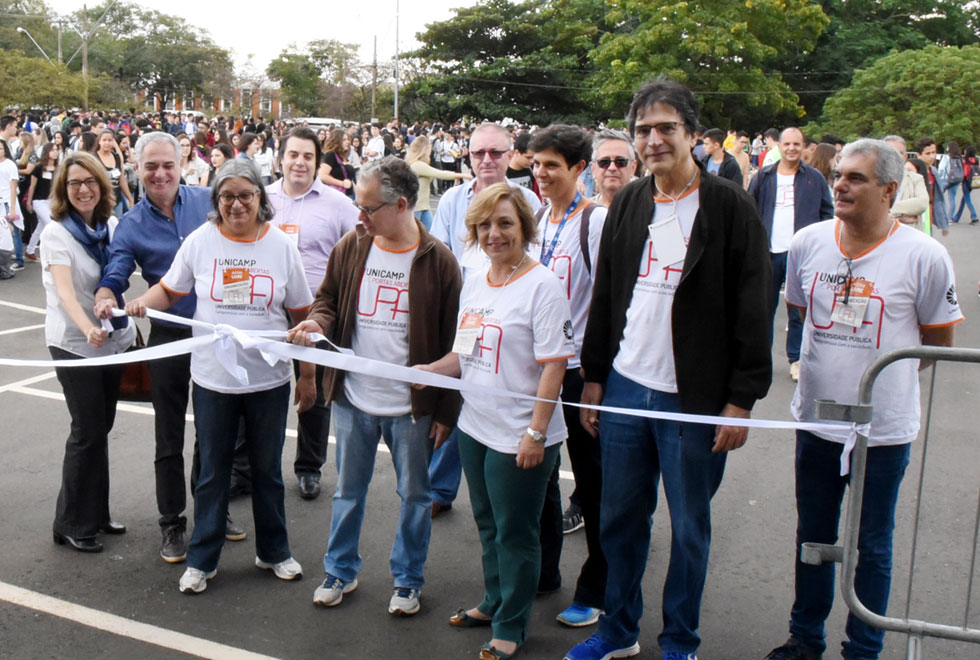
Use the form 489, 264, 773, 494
948, 156, 964, 185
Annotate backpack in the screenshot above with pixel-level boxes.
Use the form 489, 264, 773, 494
534, 202, 598, 275
948, 156, 964, 185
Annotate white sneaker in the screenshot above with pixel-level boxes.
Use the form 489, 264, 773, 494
313, 574, 358, 607
388, 586, 420, 616
178, 567, 217, 594
789, 361, 800, 382
255, 556, 303, 580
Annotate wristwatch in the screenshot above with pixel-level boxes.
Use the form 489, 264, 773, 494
525, 427, 546, 444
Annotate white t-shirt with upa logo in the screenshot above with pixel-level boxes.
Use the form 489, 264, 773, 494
343, 239, 417, 416
786, 219, 963, 446
456, 263, 575, 454
161, 221, 313, 393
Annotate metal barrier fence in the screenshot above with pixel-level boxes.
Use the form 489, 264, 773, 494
802, 346, 980, 659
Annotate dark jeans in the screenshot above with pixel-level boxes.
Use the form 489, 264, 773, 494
187, 382, 292, 572
770, 251, 803, 364
147, 322, 195, 530
561, 368, 606, 609
50, 346, 123, 538
538, 458, 563, 592
597, 370, 726, 655
292, 356, 331, 478
790, 432, 910, 659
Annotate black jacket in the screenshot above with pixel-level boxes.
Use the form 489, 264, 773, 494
701, 151, 743, 187
581, 163, 772, 414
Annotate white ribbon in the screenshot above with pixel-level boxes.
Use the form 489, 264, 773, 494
6, 308, 853, 437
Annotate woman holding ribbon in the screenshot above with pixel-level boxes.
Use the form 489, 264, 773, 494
42, 152, 136, 553
124, 159, 315, 594
416, 182, 574, 660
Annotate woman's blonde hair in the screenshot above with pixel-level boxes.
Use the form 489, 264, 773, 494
50, 151, 116, 222
405, 135, 430, 164
464, 182, 538, 249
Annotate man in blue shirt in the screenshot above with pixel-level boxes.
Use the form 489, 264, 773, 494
94, 131, 242, 564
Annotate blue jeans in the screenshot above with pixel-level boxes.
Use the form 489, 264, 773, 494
187, 383, 291, 572
770, 251, 803, 363
428, 427, 462, 506
596, 370, 726, 655
946, 184, 959, 219
324, 394, 434, 588
414, 209, 433, 230
790, 431, 910, 660
952, 181, 978, 222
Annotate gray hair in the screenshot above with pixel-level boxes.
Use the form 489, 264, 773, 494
592, 128, 635, 162
360, 156, 420, 210
207, 158, 274, 224
882, 134, 907, 158
471, 122, 513, 150
841, 138, 906, 187
133, 131, 180, 165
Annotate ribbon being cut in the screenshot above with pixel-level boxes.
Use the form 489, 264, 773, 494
1, 307, 862, 473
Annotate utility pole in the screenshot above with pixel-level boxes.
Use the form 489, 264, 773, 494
371, 36, 377, 122
81, 5, 89, 111
57, 22, 62, 64
394, 0, 399, 122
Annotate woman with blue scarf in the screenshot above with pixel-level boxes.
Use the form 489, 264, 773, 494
41, 152, 135, 553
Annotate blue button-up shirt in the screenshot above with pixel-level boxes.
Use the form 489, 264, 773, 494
99, 185, 212, 322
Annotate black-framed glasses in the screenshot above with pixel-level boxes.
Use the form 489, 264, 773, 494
596, 157, 631, 169
353, 201, 390, 216
634, 121, 682, 139
218, 191, 257, 206
836, 258, 853, 305
66, 178, 98, 191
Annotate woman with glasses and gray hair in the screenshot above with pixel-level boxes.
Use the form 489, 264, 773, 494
125, 158, 316, 595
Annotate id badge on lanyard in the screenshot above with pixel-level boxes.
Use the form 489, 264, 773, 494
452, 312, 483, 355
648, 214, 687, 266
279, 224, 299, 243
831, 279, 873, 328
222, 267, 251, 306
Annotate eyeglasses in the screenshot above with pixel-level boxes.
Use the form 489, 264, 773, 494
634, 122, 683, 139
596, 157, 631, 169
353, 201, 389, 216
66, 178, 98, 191
470, 150, 508, 161
836, 258, 853, 305
218, 191, 257, 206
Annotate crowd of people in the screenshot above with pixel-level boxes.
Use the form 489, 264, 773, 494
0, 74, 971, 660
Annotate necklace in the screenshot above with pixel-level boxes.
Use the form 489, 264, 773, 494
487, 253, 528, 286
653, 166, 699, 203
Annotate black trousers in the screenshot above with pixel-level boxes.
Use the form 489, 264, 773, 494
147, 322, 196, 530
50, 346, 123, 538
292, 356, 330, 478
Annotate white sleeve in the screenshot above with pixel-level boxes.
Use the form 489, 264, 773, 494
40, 224, 73, 268
283, 241, 315, 310
785, 232, 807, 309
916, 244, 963, 327
532, 276, 576, 362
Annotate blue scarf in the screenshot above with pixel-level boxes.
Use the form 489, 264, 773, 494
63, 210, 128, 330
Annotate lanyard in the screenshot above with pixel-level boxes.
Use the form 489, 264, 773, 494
540, 191, 582, 267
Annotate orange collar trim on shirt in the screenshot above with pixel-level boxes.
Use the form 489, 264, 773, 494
548, 199, 592, 223
486, 262, 540, 288
373, 237, 421, 253
653, 185, 700, 204
834, 219, 900, 260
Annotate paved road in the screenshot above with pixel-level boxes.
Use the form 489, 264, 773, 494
1, 205, 979, 659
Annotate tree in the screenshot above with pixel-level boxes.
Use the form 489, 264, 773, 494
775, 1, 980, 122
589, 0, 828, 130
0, 49, 122, 110
807, 45, 980, 145
267, 50, 326, 116
402, 0, 606, 125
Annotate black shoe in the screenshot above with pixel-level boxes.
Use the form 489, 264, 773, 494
53, 531, 103, 553
225, 514, 247, 541
562, 503, 584, 534
298, 474, 321, 500
228, 480, 252, 498
431, 501, 452, 518
763, 637, 822, 660
160, 525, 187, 563
100, 521, 127, 535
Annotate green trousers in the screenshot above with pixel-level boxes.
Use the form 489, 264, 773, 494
458, 430, 560, 644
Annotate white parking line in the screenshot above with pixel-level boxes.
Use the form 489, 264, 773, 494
0, 323, 45, 336
0, 580, 280, 660
5, 384, 576, 481
0, 371, 57, 393
0, 300, 45, 315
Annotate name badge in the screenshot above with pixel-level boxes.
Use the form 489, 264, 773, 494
222, 267, 251, 306
452, 312, 483, 355
831, 279, 873, 328
279, 224, 299, 242
110, 168, 120, 178
648, 215, 687, 267
42, 171, 53, 180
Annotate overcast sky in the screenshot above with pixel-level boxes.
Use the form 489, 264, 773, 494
45, 0, 478, 73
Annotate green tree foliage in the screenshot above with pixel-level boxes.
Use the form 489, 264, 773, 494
267, 52, 325, 116
267, 39, 373, 119
402, 0, 606, 125
777, 1, 980, 121
0, 49, 124, 109
808, 45, 980, 145
590, 0, 828, 129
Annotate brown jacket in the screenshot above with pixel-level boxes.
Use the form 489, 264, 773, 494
306, 220, 463, 427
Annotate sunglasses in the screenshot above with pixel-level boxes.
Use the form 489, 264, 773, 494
596, 157, 631, 169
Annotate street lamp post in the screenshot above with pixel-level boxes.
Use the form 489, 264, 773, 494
15, 27, 54, 64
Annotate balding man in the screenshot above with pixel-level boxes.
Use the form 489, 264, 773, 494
749, 127, 833, 382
